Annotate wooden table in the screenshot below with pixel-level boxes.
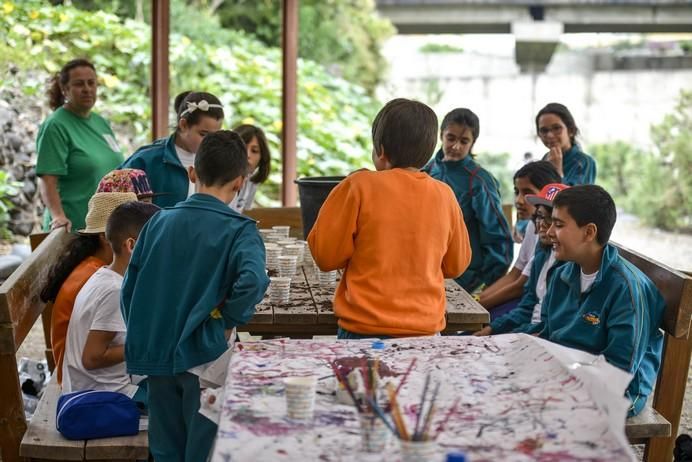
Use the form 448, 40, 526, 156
211, 336, 635, 461
244, 265, 489, 338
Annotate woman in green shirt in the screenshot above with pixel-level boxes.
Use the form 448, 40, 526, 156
36, 59, 123, 232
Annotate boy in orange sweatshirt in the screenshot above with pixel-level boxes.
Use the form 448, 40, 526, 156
308, 98, 472, 338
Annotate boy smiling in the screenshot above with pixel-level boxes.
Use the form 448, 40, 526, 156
534, 185, 664, 416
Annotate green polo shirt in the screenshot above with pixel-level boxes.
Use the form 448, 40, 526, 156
36, 107, 124, 231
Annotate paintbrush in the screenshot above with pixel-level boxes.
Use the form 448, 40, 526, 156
413, 372, 431, 440
363, 396, 399, 437
394, 358, 417, 397
332, 361, 363, 413
387, 383, 410, 441
419, 382, 441, 441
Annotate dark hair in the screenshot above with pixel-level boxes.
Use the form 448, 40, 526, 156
194, 130, 248, 187
535, 102, 579, 145
552, 185, 616, 246
48, 59, 96, 110
234, 124, 271, 184
40, 234, 100, 303
440, 108, 480, 156
371, 98, 438, 169
175, 91, 224, 132
106, 202, 160, 254
513, 161, 561, 189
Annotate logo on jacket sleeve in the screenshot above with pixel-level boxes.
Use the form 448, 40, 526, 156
582, 312, 601, 325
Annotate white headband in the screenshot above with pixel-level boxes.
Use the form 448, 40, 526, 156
179, 99, 223, 118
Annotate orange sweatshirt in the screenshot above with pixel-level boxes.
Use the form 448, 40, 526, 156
51, 256, 106, 384
307, 169, 471, 336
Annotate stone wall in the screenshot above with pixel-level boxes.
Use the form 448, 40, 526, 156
0, 68, 44, 237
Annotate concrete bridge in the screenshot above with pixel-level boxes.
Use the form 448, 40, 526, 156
375, 0, 692, 34
376, 0, 692, 72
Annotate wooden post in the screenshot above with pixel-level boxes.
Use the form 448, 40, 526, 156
281, 0, 299, 206
152, 0, 170, 141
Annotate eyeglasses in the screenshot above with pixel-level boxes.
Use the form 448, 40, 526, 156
538, 124, 564, 137
532, 213, 552, 226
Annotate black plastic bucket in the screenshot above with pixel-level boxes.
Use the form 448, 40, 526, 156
295, 176, 345, 238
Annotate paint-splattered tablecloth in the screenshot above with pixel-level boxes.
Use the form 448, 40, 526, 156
211, 334, 635, 461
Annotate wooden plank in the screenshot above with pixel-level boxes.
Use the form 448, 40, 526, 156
645, 331, 692, 461
0, 228, 75, 348
502, 203, 514, 229
41, 302, 55, 373
625, 405, 671, 442
613, 241, 692, 338
302, 266, 337, 325
250, 298, 274, 324
281, 0, 299, 206
244, 207, 303, 239
29, 233, 50, 251
85, 430, 148, 461
244, 324, 338, 338
0, 352, 27, 462
151, 0, 170, 140
20, 384, 84, 461
445, 280, 490, 326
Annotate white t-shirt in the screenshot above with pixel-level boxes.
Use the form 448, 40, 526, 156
580, 269, 599, 293
531, 250, 557, 324
175, 145, 196, 198
62, 267, 137, 397
514, 220, 538, 272
229, 175, 258, 213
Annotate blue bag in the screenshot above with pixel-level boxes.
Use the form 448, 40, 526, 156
56, 390, 140, 440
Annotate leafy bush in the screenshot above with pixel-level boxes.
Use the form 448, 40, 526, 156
589, 91, 691, 231
0, 171, 21, 239
1, 0, 379, 205
419, 43, 464, 54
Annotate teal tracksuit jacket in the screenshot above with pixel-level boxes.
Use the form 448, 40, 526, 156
424, 151, 513, 291
121, 193, 269, 375
120, 135, 189, 208
543, 144, 597, 186
490, 244, 564, 334
532, 244, 664, 416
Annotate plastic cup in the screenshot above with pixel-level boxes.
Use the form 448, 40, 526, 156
317, 269, 337, 288
265, 246, 283, 271
258, 229, 275, 241
272, 225, 290, 238
278, 255, 298, 278
399, 440, 438, 462
270, 277, 291, 304
359, 413, 391, 452
284, 376, 317, 420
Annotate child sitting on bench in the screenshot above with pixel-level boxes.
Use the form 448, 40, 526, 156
533, 185, 664, 416
62, 199, 159, 399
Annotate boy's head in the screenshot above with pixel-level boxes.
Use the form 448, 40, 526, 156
371, 98, 438, 170
513, 161, 561, 220
106, 201, 160, 257
526, 183, 570, 247
192, 130, 248, 188
548, 185, 616, 261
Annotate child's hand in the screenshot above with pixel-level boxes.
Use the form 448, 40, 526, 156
473, 326, 493, 336
546, 146, 564, 178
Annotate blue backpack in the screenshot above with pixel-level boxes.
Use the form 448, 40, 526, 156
56, 390, 140, 440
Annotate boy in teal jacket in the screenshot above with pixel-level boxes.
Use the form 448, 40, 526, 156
423, 108, 513, 292
121, 131, 269, 461
531, 185, 664, 416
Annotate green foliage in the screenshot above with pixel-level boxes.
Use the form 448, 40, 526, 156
0, 171, 21, 239
477, 152, 513, 203
419, 43, 463, 54
216, 0, 395, 94
590, 92, 692, 231
1, 0, 379, 206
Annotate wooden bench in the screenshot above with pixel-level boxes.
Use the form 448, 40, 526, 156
0, 228, 148, 461
615, 242, 692, 461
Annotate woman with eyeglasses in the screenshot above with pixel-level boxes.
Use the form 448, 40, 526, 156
535, 103, 596, 186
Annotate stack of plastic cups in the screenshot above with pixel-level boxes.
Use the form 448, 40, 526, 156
272, 225, 290, 238
258, 229, 275, 242
317, 269, 337, 288
295, 240, 308, 264
265, 244, 282, 271
399, 440, 438, 462
283, 244, 304, 266
278, 255, 298, 278
269, 276, 291, 304
303, 246, 316, 270
283, 376, 317, 420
